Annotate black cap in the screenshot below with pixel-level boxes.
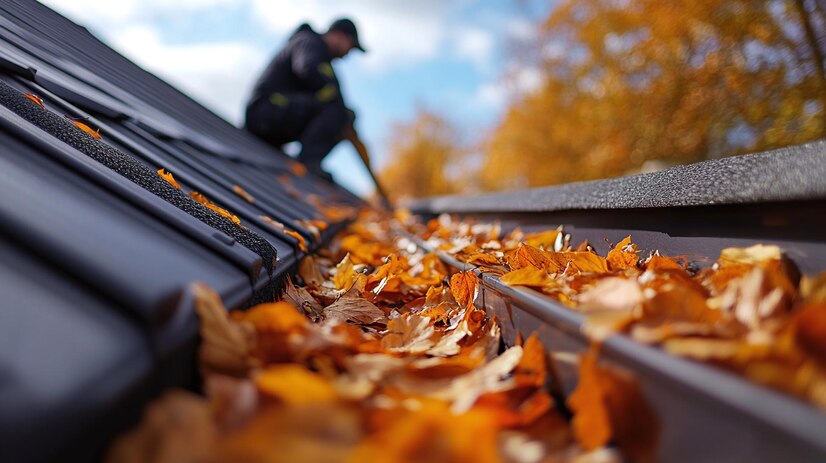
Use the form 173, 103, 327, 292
328, 18, 366, 52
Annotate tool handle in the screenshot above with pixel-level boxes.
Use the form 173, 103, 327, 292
344, 128, 392, 209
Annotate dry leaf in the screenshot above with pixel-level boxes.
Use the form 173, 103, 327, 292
157, 168, 182, 190
104, 391, 215, 463
499, 266, 553, 288
606, 236, 638, 271
215, 404, 361, 463
232, 184, 255, 203
381, 315, 435, 353
324, 297, 387, 325
795, 304, 826, 364
568, 349, 658, 462
192, 283, 258, 377
282, 278, 323, 322
333, 254, 360, 291
70, 118, 102, 138
298, 255, 325, 288
190, 191, 242, 227
451, 270, 479, 309
284, 229, 309, 253
23, 93, 45, 108
256, 364, 337, 405
289, 162, 308, 176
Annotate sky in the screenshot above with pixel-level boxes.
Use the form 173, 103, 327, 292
39, 0, 553, 196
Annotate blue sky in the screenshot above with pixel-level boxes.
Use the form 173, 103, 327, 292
40, 0, 553, 196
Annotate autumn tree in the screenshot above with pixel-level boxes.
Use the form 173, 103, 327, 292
480, 0, 826, 191
379, 109, 467, 201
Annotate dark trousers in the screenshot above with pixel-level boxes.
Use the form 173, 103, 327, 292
244, 93, 348, 176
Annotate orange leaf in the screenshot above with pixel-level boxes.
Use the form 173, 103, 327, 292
232, 184, 255, 203
23, 93, 45, 108
568, 349, 658, 460
450, 270, 478, 309
239, 301, 308, 333
499, 266, 553, 288
513, 334, 546, 388
795, 304, 826, 364
606, 236, 638, 270
524, 229, 562, 250
156, 168, 181, 190
289, 162, 307, 176
256, 364, 336, 405
556, 251, 609, 273
284, 229, 308, 252
259, 215, 285, 231
189, 191, 242, 227
507, 244, 563, 273
644, 254, 684, 271
68, 118, 102, 139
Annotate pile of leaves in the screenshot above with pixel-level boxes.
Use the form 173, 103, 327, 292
412, 213, 826, 407
106, 209, 657, 463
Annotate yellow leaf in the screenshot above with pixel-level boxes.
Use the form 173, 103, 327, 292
333, 254, 359, 291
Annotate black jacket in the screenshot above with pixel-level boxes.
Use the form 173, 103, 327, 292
247, 24, 344, 108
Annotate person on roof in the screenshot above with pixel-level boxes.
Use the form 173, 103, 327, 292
243, 18, 366, 180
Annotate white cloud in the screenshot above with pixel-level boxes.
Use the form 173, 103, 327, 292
107, 25, 264, 124
250, 0, 453, 73
453, 27, 495, 72
39, 0, 235, 28
471, 65, 544, 114
506, 17, 538, 42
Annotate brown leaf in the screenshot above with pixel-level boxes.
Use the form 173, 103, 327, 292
192, 283, 258, 378
104, 391, 216, 463
450, 270, 479, 309
795, 304, 826, 364
298, 255, 325, 287
381, 315, 435, 353
568, 349, 658, 461
214, 404, 361, 463
324, 296, 387, 325
282, 278, 323, 322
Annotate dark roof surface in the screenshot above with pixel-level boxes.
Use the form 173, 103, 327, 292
0, 1, 363, 461
411, 139, 826, 214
